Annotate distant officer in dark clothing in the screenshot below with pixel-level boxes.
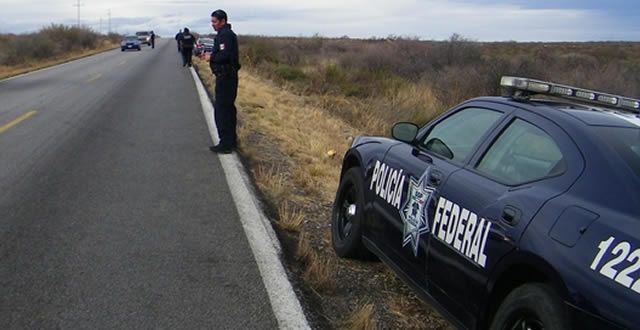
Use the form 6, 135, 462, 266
208, 9, 241, 154
175, 29, 183, 52
150, 30, 155, 49
180, 27, 195, 67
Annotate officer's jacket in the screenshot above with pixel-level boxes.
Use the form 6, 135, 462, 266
180, 33, 195, 49
210, 24, 240, 76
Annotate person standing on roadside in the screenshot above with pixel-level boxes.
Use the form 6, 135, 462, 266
175, 29, 183, 52
207, 9, 241, 154
150, 30, 155, 49
180, 27, 196, 67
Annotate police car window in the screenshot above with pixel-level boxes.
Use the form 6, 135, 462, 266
594, 126, 640, 178
476, 119, 565, 185
422, 107, 502, 163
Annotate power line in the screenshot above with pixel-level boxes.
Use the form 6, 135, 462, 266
72, 0, 84, 27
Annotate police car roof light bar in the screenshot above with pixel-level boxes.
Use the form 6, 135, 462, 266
500, 76, 640, 113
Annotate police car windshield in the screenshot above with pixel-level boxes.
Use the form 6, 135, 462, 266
136, 32, 149, 36
594, 126, 640, 178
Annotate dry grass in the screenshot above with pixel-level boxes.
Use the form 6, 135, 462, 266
342, 303, 378, 330
388, 295, 429, 329
296, 231, 336, 293
277, 201, 305, 232
253, 165, 289, 202
303, 252, 337, 293
0, 39, 119, 80
192, 56, 443, 328
225, 62, 359, 203
296, 232, 313, 262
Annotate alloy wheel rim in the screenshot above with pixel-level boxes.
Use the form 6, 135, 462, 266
338, 184, 357, 240
508, 311, 545, 330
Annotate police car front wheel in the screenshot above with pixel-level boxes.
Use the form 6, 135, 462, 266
489, 283, 569, 330
331, 167, 374, 259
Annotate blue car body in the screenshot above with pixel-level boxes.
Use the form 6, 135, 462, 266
334, 82, 640, 329
121, 36, 141, 51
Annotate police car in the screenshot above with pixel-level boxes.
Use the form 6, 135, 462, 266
331, 76, 640, 329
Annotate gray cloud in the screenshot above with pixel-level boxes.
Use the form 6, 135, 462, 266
1, 0, 638, 41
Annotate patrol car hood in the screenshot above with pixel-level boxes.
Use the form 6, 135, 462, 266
351, 136, 399, 148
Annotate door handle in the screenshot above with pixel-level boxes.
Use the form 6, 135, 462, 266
411, 148, 433, 164
428, 170, 443, 187
501, 206, 521, 225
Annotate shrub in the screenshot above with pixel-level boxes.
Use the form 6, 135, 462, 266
275, 64, 306, 81
0, 24, 111, 67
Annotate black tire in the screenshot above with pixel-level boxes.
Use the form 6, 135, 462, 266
331, 167, 374, 259
490, 283, 570, 330
121, 48, 125, 52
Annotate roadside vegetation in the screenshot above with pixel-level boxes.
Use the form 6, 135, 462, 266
194, 36, 640, 328
0, 24, 120, 79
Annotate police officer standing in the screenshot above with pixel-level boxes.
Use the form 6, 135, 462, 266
208, 9, 240, 154
179, 27, 196, 67
150, 30, 155, 49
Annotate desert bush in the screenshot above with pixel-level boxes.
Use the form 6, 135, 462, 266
275, 64, 306, 81
239, 34, 640, 135
0, 24, 115, 66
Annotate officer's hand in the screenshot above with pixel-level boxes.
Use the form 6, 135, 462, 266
201, 53, 211, 61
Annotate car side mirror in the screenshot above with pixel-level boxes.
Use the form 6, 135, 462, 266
391, 122, 419, 144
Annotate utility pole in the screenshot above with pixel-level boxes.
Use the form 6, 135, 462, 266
108, 9, 111, 35
72, 0, 84, 27
99, 17, 103, 34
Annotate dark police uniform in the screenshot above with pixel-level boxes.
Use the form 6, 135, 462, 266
174, 30, 182, 52
180, 29, 195, 67
210, 23, 240, 151
150, 31, 155, 49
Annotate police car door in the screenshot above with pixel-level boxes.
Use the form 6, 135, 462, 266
373, 105, 509, 290
426, 108, 583, 325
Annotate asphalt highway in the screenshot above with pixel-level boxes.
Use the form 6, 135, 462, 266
0, 40, 279, 328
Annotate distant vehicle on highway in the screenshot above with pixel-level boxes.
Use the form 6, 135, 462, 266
332, 76, 640, 329
195, 38, 215, 56
136, 31, 152, 46
121, 36, 141, 51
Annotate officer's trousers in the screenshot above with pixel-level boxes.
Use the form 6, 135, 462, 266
214, 73, 238, 148
181, 48, 193, 66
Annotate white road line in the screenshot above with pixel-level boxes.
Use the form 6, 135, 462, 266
190, 68, 311, 330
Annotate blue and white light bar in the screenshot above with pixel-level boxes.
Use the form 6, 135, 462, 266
501, 76, 640, 113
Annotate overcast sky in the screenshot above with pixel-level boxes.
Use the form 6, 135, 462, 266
1, 0, 638, 41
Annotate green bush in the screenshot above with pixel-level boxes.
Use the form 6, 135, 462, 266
275, 65, 306, 81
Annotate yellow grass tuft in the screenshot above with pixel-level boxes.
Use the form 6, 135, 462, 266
296, 232, 313, 263
277, 201, 305, 232
253, 165, 289, 202
342, 303, 378, 330
388, 294, 428, 329
303, 252, 337, 293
